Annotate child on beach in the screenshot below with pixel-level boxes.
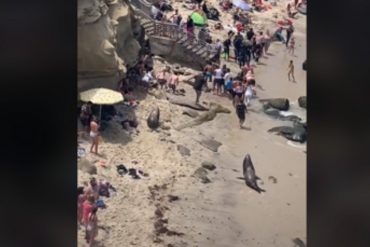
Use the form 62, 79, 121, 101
86, 206, 98, 246
288, 60, 296, 82
288, 37, 295, 55
235, 97, 248, 128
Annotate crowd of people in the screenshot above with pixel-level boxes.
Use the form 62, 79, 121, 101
78, 0, 304, 243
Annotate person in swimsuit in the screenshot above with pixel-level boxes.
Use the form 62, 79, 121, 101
156, 67, 169, 90
235, 96, 247, 128
86, 206, 98, 246
78, 186, 86, 225
288, 60, 296, 82
233, 81, 244, 106
169, 71, 179, 93
82, 195, 95, 228
90, 116, 100, 155
85, 177, 100, 200
288, 36, 295, 55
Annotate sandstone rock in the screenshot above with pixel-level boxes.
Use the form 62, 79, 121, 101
298, 96, 306, 109
182, 109, 199, 118
201, 161, 216, 171
78, 158, 97, 175
177, 145, 191, 156
199, 139, 222, 152
193, 167, 211, 183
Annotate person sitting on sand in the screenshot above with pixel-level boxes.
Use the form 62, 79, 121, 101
89, 116, 100, 155
274, 26, 286, 43
288, 60, 296, 82
235, 96, 248, 128
85, 206, 98, 246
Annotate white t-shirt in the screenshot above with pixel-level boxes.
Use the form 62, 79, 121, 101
214, 68, 223, 79
224, 72, 231, 82
142, 71, 153, 82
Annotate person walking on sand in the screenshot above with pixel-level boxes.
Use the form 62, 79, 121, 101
288, 36, 295, 55
86, 206, 98, 246
288, 60, 296, 82
235, 97, 248, 128
90, 116, 100, 155
193, 72, 207, 104
285, 24, 295, 47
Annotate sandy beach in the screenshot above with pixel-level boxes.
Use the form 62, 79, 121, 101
78, 0, 306, 246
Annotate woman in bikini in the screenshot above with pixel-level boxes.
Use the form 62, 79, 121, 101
89, 116, 100, 155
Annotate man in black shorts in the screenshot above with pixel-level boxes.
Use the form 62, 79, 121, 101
193, 72, 207, 104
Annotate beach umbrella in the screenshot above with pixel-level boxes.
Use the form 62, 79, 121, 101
80, 88, 124, 121
233, 0, 252, 11
191, 12, 207, 26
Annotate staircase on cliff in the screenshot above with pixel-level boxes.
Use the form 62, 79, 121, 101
129, 0, 213, 67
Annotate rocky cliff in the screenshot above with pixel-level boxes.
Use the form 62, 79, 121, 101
78, 0, 143, 91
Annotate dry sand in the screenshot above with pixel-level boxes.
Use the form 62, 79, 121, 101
78, 0, 306, 246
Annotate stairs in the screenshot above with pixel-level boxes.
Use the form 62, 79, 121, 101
129, 0, 213, 66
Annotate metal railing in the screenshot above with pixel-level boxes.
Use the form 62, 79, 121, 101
129, 0, 212, 59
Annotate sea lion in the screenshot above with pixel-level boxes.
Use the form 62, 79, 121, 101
242, 154, 266, 193
147, 107, 160, 129
268, 125, 307, 143
264, 108, 302, 122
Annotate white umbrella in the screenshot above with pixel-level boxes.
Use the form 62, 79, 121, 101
80, 88, 124, 121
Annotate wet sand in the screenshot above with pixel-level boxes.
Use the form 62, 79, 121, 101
78, 0, 306, 246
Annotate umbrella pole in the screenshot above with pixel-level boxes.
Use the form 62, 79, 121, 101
99, 105, 102, 122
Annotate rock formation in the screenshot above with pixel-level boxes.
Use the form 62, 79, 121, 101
78, 0, 144, 91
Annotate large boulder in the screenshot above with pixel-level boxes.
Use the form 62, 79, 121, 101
266, 98, 290, 111
298, 96, 307, 109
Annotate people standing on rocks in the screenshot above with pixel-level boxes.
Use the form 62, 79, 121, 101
204, 62, 214, 87
223, 36, 231, 61
156, 67, 170, 90
233, 32, 243, 62
213, 65, 224, 95
288, 60, 296, 82
169, 71, 180, 93
85, 206, 98, 246
90, 116, 100, 155
193, 72, 207, 104
235, 96, 248, 128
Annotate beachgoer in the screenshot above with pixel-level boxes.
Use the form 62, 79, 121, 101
238, 42, 248, 67
213, 65, 223, 95
274, 26, 286, 43
233, 33, 243, 61
82, 195, 95, 227
223, 68, 231, 95
142, 67, 155, 86
187, 15, 195, 37
288, 60, 296, 82
156, 67, 169, 89
288, 36, 295, 55
170, 9, 182, 26
287, 3, 298, 18
78, 186, 86, 224
89, 116, 99, 154
285, 24, 295, 47
235, 97, 247, 128
246, 28, 255, 41
233, 81, 244, 105
223, 37, 231, 60
244, 83, 255, 106
193, 72, 207, 104
225, 75, 234, 99
214, 39, 223, 61
264, 30, 271, 53
169, 71, 179, 93
86, 206, 98, 246
80, 101, 93, 133
204, 62, 213, 85
85, 177, 100, 200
